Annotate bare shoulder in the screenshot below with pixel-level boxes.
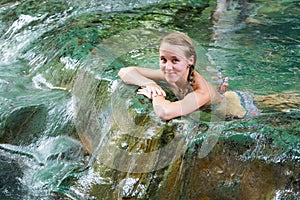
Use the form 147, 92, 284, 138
193, 71, 219, 100
193, 71, 209, 90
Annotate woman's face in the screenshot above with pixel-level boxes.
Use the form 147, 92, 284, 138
159, 42, 194, 84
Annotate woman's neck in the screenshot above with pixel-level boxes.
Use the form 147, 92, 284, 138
170, 79, 191, 100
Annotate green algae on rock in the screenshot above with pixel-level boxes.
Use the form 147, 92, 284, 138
0, 104, 47, 145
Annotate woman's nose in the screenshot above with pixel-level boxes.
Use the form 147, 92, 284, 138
165, 61, 172, 70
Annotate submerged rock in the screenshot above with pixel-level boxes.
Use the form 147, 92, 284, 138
255, 93, 300, 112
71, 72, 300, 199
0, 155, 27, 200
83, 111, 299, 200
0, 104, 48, 145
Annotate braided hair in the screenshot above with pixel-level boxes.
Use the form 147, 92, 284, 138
159, 32, 197, 90
187, 64, 195, 89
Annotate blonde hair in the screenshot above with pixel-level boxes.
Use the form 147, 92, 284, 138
159, 31, 197, 88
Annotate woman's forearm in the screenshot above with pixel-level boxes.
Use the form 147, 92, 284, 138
152, 95, 173, 120
118, 66, 156, 87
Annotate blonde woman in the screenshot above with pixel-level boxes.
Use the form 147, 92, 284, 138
118, 31, 259, 120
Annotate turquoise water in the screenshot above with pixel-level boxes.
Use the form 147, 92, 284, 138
0, 0, 299, 199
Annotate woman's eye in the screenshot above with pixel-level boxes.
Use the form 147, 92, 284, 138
172, 59, 179, 64
160, 58, 167, 63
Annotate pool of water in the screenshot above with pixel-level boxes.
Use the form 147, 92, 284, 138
0, 0, 299, 199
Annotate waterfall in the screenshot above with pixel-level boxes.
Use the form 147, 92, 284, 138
0, 0, 299, 199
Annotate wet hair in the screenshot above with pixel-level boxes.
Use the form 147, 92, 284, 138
159, 32, 197, 89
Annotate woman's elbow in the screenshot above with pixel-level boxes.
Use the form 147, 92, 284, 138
118, 67, 129, 79
157, 111, 173, 121
117, 68, 124, 78
154, 106, 174, 121
118, 66, 135, 78
199, 92, 212, 106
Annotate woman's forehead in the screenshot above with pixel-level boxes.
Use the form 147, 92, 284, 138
159, 43, 188, 58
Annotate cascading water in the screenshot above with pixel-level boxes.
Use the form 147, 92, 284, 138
0, 0, 299, 199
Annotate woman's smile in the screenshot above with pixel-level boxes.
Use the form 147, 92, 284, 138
165, 71, 176, 75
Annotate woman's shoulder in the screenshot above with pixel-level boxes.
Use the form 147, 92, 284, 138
193, 71, 219, 100
193, 71, 208, 82
193, 71, 213, 90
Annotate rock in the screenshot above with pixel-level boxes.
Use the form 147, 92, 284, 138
78, 109, 300, 200
255, 93, 300, 112
0, 155, 27, 199
0, 104, 48, 145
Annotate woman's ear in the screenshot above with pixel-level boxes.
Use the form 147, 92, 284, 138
188, 55, 195, 65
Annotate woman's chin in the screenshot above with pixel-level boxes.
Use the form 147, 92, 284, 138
166, 78, 176, 84
165, 76, 178, 84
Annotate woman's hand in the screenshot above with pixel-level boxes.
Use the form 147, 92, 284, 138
137, 88, 153, 99
137, 83, 166, 99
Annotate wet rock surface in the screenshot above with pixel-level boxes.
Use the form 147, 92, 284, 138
0, 104, 47, 145
76, 110, 299, 199
0, 155, 26, 200
255, 93, 300, 112
0, 0, 299, 199
72, 78, 300, 199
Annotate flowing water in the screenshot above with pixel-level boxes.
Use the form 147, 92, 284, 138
0, 0, 299, 199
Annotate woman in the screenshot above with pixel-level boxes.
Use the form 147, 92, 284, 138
118, 31, 220, 120
118, 31, 259, 120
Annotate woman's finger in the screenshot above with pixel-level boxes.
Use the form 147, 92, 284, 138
139, 85, 166, 99
137, 89, 152, 99
145, 85, 166, 97
155, 87, 166, 97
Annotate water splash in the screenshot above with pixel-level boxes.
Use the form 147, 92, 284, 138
32, 74, 67, 91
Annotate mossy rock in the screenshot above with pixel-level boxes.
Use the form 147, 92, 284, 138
0, 155, 26, 198
0, 104, 47, 145
81, 109, 300, 199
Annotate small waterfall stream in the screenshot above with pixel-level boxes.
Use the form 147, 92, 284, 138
0, 0, 299, 199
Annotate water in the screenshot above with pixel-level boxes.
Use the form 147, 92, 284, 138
0, 0, 299, 199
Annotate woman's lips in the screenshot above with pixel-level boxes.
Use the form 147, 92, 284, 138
165, 71, 176, 75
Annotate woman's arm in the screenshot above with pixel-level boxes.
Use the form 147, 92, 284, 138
152, 72, 216, 120
118, 66, 166, 96
118, 66, 165, 87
